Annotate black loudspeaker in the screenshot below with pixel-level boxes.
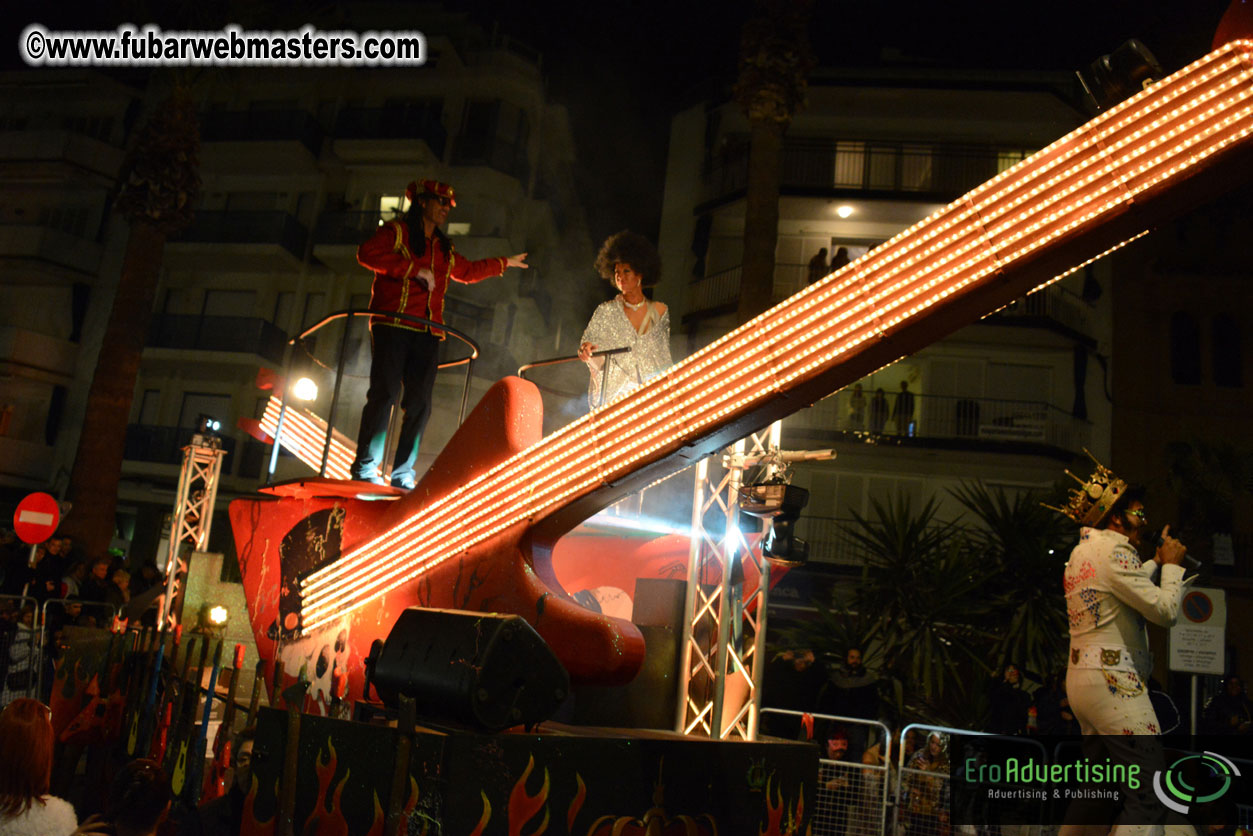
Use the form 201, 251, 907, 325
364, 608, 570, 732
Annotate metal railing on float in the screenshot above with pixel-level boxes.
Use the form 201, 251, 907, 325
267, 308, 480, 482
517, 346, 630, 409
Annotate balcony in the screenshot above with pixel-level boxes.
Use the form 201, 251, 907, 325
983, 285, 1094, 343
199, 109, 323, 169
0, 129, 125, 183
332, 106, 446, 162
704, 137, 1025, 208
123, 424, 237, 468
0, 326, 78, 384
451, 135, 530, 184
0, 223, 103, 282
783, 392, 1089, 457
314, 210, 389, 245
684, 263, 809, 322
168, 210, 309, 270
0, 435, 53, 487
146, 314, 287, 365
201, 109, 322, 151
312, 210, 390, 271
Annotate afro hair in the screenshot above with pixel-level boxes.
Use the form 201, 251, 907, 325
594, 230, 661, 287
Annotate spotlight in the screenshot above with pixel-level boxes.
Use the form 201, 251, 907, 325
836, 205, 855, 219
208, 605, 229, 626
196, 413, 222, 434
1077, 39, 1163, 113
738, 477, 810, 566
291, 377, 319, 401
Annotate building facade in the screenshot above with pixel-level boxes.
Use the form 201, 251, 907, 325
0, 12, 596, 565
656, 68, 1111, 566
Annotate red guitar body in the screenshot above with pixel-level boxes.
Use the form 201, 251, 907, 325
229, 378, 726, 711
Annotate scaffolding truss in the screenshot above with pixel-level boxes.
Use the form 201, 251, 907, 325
159, 435, 226, 625
675, 422, 780, 740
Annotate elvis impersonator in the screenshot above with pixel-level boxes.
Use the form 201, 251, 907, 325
1048, 455, 1193, 836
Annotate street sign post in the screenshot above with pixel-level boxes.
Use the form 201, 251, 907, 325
13, 491, 60, 545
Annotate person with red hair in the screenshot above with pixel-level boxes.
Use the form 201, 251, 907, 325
0, 698, 105, 835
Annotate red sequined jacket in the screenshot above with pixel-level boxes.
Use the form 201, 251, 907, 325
357, 220, 507, 336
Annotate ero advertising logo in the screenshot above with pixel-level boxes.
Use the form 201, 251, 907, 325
1152, 752, 1241, 815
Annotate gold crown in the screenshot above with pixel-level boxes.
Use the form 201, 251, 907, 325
1041, 449, 1128, 527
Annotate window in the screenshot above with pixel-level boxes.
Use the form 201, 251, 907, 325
1170, 312, 1202, 384
1212, 314, 1242, 387
378, 194, 406, 220
833, 141, 866, 187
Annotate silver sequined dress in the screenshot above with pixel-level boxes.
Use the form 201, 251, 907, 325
580, 296, 672, 408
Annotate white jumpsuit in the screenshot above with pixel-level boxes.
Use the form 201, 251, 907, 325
1062, 526, 1192, 836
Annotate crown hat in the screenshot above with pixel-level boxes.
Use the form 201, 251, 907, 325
404, 179, 456, 207
1042, 448, 1128, 527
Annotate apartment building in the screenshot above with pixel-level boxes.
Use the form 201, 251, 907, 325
656, 67, 1112, 566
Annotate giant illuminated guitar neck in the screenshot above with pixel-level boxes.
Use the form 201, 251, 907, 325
299, 42, 1253, 631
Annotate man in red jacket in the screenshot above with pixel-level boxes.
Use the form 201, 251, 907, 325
352, 179, 528, 489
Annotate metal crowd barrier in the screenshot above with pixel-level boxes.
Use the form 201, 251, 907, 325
898, 723, 1049, 836
761, 708, 892, 836
36, 598, 119, 699
0, 593, 40, 705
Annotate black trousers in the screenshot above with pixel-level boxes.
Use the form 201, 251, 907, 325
352, 325, 440, 486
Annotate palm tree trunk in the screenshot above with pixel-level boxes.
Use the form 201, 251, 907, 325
736, 119, 784, 324
62, 221, 167, 557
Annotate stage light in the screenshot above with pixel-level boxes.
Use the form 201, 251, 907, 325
1077, 39, 1164, 112
738, 462, 811, 567
291, 377, 319, 401
208, 605, 229, 625
196, 413, 222, 434
835, 204, 855, 218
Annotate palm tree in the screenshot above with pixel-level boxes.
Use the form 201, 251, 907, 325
60, 89, 201, 557
844, 494, 997, 724
949, 481, 1074, 680
733, 0, 814, 324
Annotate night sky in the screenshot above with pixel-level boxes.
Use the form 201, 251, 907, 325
4, 0, 1241, 238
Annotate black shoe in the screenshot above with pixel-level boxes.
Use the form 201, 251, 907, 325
390, 477, 415, 490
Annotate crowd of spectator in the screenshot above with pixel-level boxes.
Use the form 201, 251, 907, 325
0, 696, 255, 836
1, 527, 167, 713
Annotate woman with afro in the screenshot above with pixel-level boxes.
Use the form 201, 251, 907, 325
577, 231, 672, 408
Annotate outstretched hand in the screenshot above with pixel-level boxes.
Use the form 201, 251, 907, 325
506, 253, 529, 269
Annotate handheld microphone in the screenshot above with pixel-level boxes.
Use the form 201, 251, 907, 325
1153, 526, 1201, 570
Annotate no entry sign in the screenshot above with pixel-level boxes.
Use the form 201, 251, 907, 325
13, 491, 59, 544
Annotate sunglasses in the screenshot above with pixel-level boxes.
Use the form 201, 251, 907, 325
423, 195, 453, 207
1125, 508, 1147, 525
